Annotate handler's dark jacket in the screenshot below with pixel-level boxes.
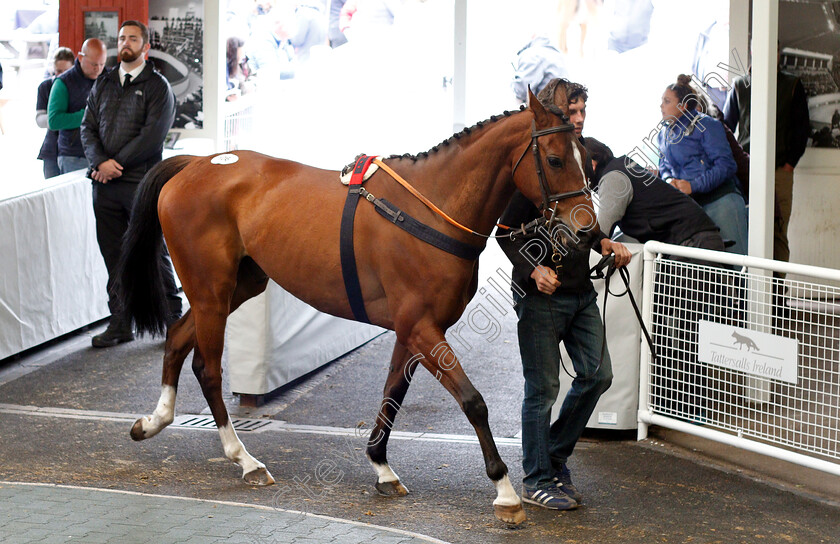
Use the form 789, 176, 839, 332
497, 191, 606, 297
81, 62, 175, 183
597, 156, 719, 245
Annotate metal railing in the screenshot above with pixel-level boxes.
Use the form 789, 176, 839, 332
222, 94, 256, 152
638, 241, 840, 476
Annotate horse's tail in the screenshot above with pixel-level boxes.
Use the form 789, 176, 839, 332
114, 155, 196, 337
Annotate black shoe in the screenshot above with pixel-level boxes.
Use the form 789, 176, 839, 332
92, 322, 134, 348
166, 297, 183, 329
166, 310, 183, 329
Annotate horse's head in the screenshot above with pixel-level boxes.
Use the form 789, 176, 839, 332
511, 88, 599, 251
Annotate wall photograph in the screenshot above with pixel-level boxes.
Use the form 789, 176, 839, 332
148, 0, 204, 129
779, 0, 840, 148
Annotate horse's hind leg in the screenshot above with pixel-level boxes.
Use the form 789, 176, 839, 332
130, 310, 196, 440
191, 328, 273, 486
130, 258, 269, 452
366, 340, 418, 497
188, 259, 273, 485
407, 323, 525, 525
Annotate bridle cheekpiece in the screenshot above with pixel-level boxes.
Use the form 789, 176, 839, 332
511, 119, 589, 231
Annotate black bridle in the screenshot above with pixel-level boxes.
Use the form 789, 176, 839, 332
509, 119, 593, 276
512, 120, 589, 218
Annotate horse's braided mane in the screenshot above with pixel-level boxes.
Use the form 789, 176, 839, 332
384, 105, 571, 163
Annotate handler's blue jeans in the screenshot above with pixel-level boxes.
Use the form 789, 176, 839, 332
515, 288, 613, 490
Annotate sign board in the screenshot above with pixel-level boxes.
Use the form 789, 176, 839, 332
698, 320, 799, 384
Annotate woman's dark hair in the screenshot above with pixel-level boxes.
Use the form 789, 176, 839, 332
666, 74, 700, 111
690, 83, 710, 114
583, 137, 614, 184
226, 37, 245, 77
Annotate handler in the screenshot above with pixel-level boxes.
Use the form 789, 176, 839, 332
498, 78, 630, 511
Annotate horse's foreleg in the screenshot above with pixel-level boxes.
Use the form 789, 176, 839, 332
130, 310, 195, 441
366, 340, 418, 497
409, 328, 525, 525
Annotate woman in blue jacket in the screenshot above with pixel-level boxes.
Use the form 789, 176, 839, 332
658, 74, 748, 255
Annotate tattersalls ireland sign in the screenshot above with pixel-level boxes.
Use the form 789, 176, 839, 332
698, 320, 800, 384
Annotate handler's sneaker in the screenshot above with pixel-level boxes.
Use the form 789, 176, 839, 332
522, 483, 579, 511
554, 463, 582, 504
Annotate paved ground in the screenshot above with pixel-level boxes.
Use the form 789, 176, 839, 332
1, 279, 839, 543
0, 482, 444, 544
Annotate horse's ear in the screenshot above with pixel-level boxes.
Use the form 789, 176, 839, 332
527, 86, 548, 124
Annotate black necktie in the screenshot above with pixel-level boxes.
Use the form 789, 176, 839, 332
124, 74, 132, 87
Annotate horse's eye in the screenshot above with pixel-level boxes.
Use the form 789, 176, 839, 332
547, 156, 564, 168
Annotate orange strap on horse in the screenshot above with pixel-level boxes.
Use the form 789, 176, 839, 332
372, 158, 484, 237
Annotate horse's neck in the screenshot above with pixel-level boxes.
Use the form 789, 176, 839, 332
400, 117, 527, 236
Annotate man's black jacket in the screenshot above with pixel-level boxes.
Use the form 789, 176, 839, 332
81, 62, 175, 183
497, 191, 605, 296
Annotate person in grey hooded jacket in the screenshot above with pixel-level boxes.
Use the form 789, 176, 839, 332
511, 36, 569, 102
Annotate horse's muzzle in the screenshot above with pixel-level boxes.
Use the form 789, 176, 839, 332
569, 227, 600, 251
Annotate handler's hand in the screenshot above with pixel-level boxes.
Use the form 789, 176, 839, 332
530, 265, 561, 295
600, 239, 632, 268
91, 169, 108, 183
95, 159, 123, 183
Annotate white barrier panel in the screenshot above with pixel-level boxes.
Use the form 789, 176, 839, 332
0, 173, 110, 359
638, 241, 840, 476
226, 281, 385, 396
556, 243, 644, 430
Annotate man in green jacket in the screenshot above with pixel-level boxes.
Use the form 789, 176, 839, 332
47, 39, 107, 175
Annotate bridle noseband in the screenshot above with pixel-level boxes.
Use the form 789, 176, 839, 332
512, 120, 589, 215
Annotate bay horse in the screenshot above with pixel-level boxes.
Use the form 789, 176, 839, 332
116, 90, 597, 525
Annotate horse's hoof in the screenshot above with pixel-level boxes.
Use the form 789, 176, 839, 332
375, 480, 409, 496
494, 503, 527, 525
244, 467, 275, 486
130, 419, 148, 441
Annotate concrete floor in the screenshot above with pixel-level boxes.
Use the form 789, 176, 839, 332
1, 312, 838, 543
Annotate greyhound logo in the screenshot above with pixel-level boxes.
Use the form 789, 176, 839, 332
732, 331, 759, 351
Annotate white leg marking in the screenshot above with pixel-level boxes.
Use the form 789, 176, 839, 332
370, 461, 400, 484
492, 475, 521, 507
218, 423, 264, 476
140, 385, 176, 438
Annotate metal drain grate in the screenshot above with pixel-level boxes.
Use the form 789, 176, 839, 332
171, 415, 274, 432
232, 418, 275, 432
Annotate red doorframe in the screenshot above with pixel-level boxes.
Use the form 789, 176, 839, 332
58, 1, 148, 53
